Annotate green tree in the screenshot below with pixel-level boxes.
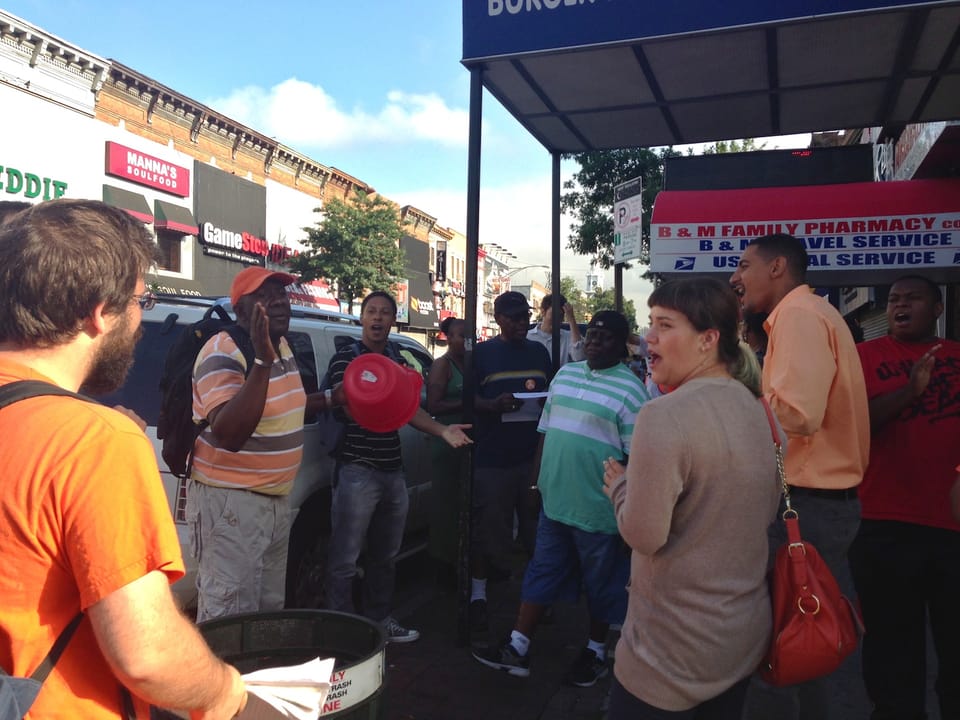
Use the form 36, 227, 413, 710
693, 138, 767, 155
288, 190, 407, 314
542, 275, 589, 321
560, 147, 679, 271
561, 140, 763, 275
587, 287, 639, 331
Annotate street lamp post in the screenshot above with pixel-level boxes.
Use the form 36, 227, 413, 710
492, 263, 549, 293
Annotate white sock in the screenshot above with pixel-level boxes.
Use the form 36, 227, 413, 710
587, 639, 606, 661
509, 630, 530, 656
471, 577, 487, 602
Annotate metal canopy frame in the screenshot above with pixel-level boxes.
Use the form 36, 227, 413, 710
453, 0, 960, 643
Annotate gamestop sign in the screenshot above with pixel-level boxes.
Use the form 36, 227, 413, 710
200, 221, 293, 264
105, 142, 190, 197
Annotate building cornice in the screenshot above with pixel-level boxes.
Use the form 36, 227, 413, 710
0, 10, 109, 106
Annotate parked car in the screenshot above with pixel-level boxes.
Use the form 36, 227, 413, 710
98, 294, 435, 609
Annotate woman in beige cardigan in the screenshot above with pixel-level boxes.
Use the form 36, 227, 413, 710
603, 277, 780, 720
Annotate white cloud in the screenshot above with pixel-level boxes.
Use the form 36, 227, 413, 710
203, 78, 469, 149
390, 172, 655, 321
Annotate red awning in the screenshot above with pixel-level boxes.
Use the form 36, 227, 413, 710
650, 179, 960, 286
154, 200, 199, 235
286, 280, 339, 310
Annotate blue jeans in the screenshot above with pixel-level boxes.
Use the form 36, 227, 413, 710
742, 492, 861, 720
325, 463, 408, 622
521, 511, 629, 625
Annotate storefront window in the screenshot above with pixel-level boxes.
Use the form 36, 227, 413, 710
156, 230, 182, 272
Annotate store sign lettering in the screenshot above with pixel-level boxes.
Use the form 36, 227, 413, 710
0, 165, 67, 200
200, 221, 293, 262
651, 212, 960, 273
105, 142, 190, 197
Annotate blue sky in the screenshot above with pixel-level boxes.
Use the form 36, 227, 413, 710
4, 0, 808, 312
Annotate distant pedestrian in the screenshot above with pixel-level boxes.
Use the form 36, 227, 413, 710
603, 278, 781, 720
426, 316, 467, 578
741, 312, 768, 367
527, 293, 585, 366
473, 311, 647, 687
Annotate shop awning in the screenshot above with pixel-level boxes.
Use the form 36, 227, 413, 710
462, 1, 960, 151
102, 184, 152, 224
287, 280, 339, 310
154, 200, 199, 235
650, 178, 960, 286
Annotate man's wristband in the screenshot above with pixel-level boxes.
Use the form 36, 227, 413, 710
253, 357, 271, 367
324, 388, 333, 407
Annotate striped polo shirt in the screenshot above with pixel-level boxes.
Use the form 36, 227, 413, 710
536, 360, 648, 534
191, 332, 306, 494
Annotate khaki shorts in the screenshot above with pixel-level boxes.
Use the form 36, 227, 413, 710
187, 480, 290, 622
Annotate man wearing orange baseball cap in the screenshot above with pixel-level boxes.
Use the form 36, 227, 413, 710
189, 266, 343, 621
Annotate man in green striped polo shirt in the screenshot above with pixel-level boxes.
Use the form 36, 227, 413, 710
473, 310, 648, 687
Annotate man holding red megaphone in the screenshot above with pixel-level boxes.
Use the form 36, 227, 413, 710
324, 291, 471, 643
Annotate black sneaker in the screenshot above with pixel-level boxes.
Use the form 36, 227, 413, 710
469, 598, 489, 632
382, 616, 420, 644
472, 640, 530, 677
562, 648, 608, 688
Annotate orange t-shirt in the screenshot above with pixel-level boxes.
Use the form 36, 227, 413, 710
0, 360, 184, 719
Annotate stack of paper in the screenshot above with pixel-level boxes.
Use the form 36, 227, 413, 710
238, 657, 335, 720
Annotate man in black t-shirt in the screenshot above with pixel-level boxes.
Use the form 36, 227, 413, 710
469, 291, 553, 632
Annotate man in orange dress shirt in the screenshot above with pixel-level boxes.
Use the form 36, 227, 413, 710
730, 233, 870, 720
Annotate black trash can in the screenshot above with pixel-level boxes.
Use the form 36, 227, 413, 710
199, 610, 386, 719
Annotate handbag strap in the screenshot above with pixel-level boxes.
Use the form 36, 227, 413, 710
760, 399, 810, 579
760, 398, 791, 506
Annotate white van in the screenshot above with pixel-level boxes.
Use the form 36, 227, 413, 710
98, 295, 436, 609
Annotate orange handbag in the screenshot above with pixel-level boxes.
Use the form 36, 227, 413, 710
759, 399, 864, 687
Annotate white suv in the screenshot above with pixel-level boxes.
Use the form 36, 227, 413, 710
98, 295, 435, 609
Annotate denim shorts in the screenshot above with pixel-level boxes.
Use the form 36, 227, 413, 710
521, 511, 630, 625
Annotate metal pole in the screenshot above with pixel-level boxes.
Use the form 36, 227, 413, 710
615, 264, 624, 314
457, 66, 482, 647
550, 151, 561, 375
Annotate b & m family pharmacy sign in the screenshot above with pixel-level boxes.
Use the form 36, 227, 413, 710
650, 180, 960, 281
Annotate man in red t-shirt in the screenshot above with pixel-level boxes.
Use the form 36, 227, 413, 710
851, 274, 960, 720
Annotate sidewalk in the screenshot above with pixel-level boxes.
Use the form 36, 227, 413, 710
379, 551, 938, 720
382, 551, 611, 720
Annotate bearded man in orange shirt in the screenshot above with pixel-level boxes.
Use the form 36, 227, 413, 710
0, 200, 247, 719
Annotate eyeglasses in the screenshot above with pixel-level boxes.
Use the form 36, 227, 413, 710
132, 291, 157, 311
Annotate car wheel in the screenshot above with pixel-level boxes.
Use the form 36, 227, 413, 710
285, 489, 331, 609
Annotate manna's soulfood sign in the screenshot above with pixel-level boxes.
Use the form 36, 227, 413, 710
105, 141, 190, 197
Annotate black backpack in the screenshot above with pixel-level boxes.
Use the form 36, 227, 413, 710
0, 381, 87, 720
156, 305, 255, 477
